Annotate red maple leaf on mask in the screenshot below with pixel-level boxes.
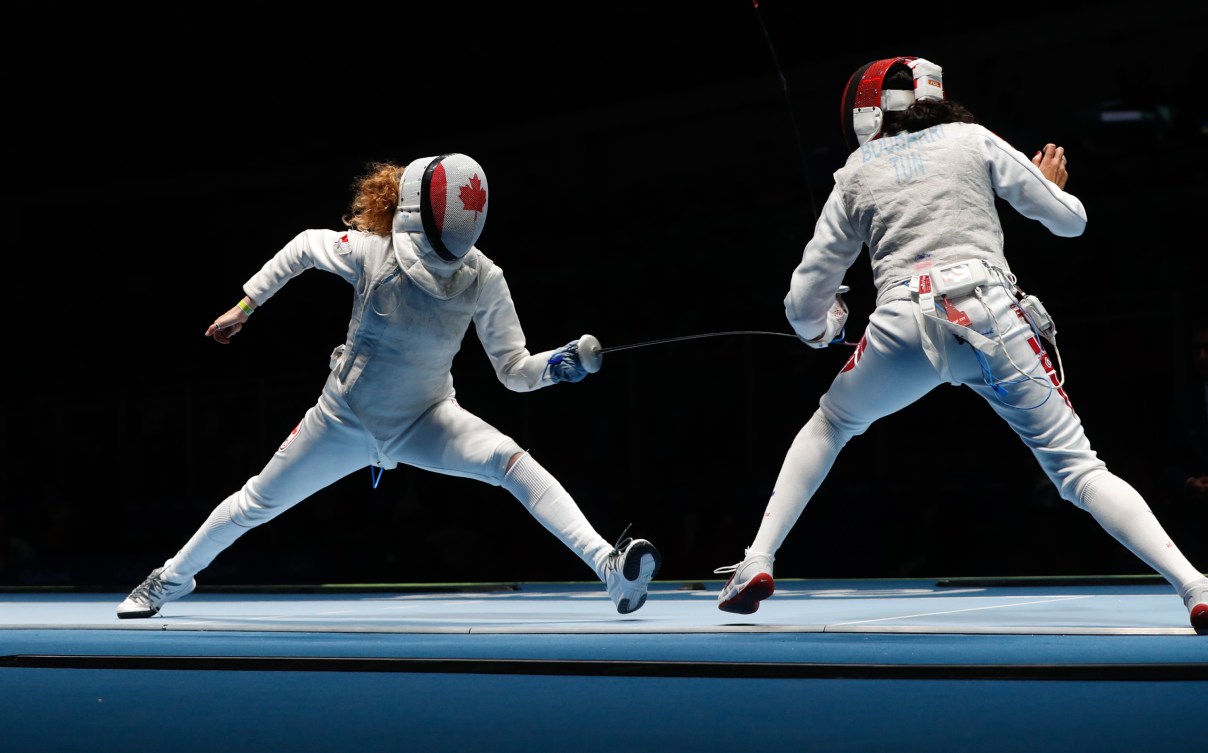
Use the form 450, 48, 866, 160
458, 174, 487, 219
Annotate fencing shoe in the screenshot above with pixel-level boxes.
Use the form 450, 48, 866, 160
715, 550, 774, 615
604, 528, 661, 614
117, 567, 196, 619
1181, 578, 1208, 631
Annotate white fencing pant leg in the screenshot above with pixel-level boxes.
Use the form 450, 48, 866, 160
383, 398, 524, 485
751, 300, 943, 558
384, 398, 613, 579
162, 388, 371, 582
959, 287, 1204, 595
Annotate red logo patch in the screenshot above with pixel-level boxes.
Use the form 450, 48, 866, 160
840, 335, 867, 373
278, 422, 302, 452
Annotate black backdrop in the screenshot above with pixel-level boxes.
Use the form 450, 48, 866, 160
5, 1, 1206, 587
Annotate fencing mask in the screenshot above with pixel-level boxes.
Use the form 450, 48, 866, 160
393, 153, 489, 263
840, 57, 944, 151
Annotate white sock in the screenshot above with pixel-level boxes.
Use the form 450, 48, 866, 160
750, 409, 849, 556
1080, 473, 1204, 593
502, 453, 611, 579
162, 493, 252, 581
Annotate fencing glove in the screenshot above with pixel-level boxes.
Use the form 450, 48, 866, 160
545, 340, 589, 383
803, 286, 850, 349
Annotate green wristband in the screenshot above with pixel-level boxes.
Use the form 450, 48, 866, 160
237, 299, 255, 316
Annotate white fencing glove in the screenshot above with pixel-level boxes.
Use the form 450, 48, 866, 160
803, 285, 850, 349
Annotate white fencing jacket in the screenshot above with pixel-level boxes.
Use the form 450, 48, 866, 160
786, 122, 1087, 342
243, 229, 561, 441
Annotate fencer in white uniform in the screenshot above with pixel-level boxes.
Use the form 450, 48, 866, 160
118, 153, 660, 618
716, 57, 1208, 628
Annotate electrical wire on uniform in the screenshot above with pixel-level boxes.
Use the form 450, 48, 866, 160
966, 276, 1066, 410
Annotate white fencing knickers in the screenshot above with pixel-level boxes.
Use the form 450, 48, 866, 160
160, 383, 523, 581
751, 282, 1203, 596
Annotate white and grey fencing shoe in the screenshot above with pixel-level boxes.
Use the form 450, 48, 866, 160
715, 550, 775, 615
116, 567, 196, 619
1181, 578, 1208, 631
603, 530, 661, 615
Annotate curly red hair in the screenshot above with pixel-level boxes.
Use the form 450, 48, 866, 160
342, 162, 402, 237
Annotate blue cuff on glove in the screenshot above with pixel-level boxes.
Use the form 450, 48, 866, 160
546, 340, 588, 383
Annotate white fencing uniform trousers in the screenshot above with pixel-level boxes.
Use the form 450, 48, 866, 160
751, 284, 1204, 595
161, 383, 611, 582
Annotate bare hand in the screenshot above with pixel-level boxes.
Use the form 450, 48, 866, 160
1187, 475, 1208, 498
205, 305, 249, 345
1032, 143, 1069, 189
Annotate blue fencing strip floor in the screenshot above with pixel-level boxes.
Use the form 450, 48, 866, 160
3, 578, 1206, 753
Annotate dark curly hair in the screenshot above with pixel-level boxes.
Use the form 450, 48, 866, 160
881, 64, 976, 136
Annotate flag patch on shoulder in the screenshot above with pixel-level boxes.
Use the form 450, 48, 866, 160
333, 233, 352, 255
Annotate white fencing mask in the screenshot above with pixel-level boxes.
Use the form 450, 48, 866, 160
393, 153, 489, 263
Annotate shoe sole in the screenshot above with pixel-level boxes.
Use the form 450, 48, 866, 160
615, 541, 662, 614
718, 573, 775, 615
623, 541, 662, 581
1192, 603, 1208, 630
115, 580, 196, 620
116, 606, 161, 619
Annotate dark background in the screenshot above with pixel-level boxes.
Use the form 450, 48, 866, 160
5, 1, 1206, 589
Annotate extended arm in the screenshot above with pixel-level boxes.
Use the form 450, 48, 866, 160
205, 229, 364, 345
473, 267, 593, 391
784, 190, 863, 345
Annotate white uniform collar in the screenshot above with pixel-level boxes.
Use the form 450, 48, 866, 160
394, 232, 478, 300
